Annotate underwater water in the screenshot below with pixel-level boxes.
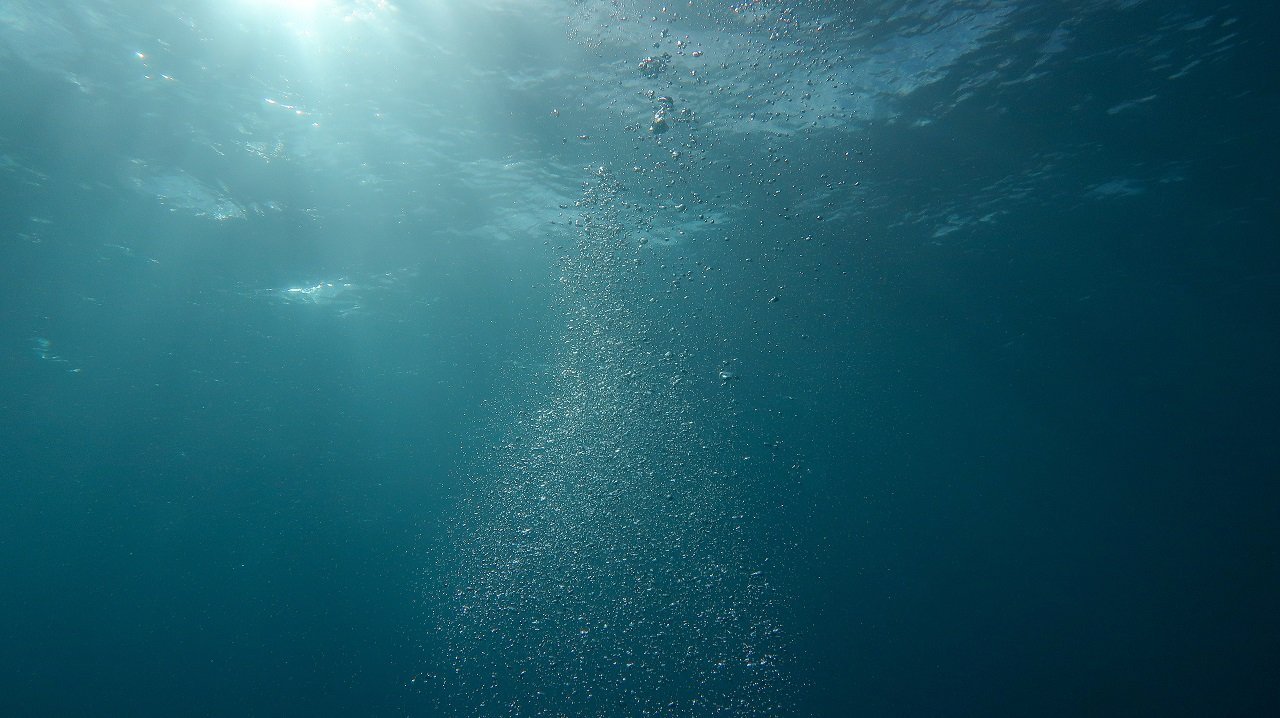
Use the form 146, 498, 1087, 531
1, 0, 1277, 715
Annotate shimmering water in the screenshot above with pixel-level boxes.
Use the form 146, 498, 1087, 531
2, 1, 1276, 716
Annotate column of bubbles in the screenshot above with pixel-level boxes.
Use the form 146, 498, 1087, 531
426, 167, 791, 717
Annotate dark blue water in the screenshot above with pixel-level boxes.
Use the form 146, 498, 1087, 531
2, 1, 1277, 716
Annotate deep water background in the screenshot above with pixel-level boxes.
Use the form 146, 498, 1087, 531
2, 1, 1277, 716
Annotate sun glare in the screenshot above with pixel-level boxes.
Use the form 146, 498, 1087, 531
236, 0, 396, 26
265, 0, 324, 11
235, 0, 332, 23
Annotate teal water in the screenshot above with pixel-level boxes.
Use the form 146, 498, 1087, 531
2, 1, 1277, 716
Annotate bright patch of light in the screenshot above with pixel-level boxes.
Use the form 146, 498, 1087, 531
231, 0, 395, 32
261, 0, 326, 13
232, 0, 333, 24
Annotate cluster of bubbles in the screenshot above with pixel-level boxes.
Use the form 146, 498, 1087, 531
424, 168, 792, 716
